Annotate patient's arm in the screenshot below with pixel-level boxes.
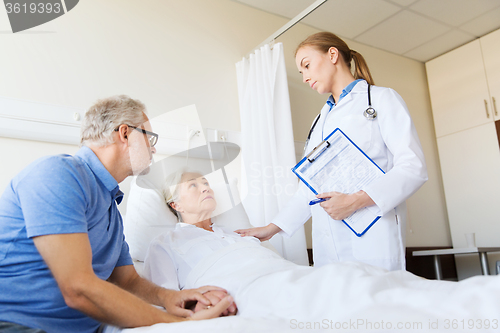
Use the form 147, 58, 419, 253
235, 223, 282, 241
33, 233, 232, 327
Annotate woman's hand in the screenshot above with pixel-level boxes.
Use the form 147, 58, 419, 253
235, 223, 281, 241
188, 295, 235, 321
193, 290, 237, 316
317, 190, 375, 220
161, 286, 227, 317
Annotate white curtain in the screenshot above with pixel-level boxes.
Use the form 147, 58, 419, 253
236, 43, 308, 265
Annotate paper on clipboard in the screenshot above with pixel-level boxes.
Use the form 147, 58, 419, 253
292, 128, 385, 237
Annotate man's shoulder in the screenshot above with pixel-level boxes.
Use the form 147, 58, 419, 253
22, 153, 89, 180
38, 153, 85, 169
10, 152, 95, 198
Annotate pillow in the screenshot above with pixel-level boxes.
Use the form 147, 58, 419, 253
124, 175, 252, 262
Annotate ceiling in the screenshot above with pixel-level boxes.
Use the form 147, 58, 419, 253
233, 0, 500, 62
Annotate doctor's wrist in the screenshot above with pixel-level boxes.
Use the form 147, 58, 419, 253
267, 223, 282, 235
351, 191, 375, 211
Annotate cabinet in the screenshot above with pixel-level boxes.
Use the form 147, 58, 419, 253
436, 123, 500, 245
481, 31, 500, 120
426, 39, 492, 138
426, 29, 500, 266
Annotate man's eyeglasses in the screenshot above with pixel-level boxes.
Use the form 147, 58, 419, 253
115, 125, 158, 147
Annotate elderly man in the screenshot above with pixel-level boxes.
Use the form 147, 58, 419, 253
0, 96, 234, 333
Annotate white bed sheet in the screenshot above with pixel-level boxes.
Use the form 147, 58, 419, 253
104, 317, 291, 333
106, 242, 500, 333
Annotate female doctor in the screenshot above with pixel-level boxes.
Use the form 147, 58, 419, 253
236, 32, 428, 271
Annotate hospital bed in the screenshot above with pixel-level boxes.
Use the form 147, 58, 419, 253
104, 175, 500, 333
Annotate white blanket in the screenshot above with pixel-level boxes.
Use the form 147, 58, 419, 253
106, 242, 500, 332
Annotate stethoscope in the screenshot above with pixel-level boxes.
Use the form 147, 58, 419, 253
303, 83, 377, 156
363, 84, 377, 119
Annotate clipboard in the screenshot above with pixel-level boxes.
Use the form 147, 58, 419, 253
292, 128, 385, 237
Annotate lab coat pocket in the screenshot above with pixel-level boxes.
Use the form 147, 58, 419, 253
339, 114, 374, 154
351, 210, 400, 262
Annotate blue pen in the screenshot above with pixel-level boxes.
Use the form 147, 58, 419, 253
309, 198, 327, 205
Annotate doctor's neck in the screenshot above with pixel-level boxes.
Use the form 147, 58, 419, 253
331, 68, 356, 104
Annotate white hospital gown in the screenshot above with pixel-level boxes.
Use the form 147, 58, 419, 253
143, 223, 262, 290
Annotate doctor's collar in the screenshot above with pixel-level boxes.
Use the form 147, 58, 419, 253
327, 79, 364, 109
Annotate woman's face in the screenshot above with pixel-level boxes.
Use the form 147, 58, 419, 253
174, 172, 217, 217
295, 46, 337, 95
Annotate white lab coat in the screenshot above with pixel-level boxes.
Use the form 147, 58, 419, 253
273, 80, 427, 271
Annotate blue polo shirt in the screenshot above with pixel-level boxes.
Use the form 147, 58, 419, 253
0, 146, 133, 333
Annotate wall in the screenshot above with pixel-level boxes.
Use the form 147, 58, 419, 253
0, 0, 287, 210
0, 0, 450, 249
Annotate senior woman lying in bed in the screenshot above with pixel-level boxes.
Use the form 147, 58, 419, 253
143, 170, 500, 323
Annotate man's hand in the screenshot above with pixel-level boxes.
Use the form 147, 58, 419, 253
160, 286, 229, 317
192, 290, 237, 316
235, 223, 281, 241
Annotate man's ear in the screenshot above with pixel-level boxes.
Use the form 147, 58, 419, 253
116, 124, 129, 144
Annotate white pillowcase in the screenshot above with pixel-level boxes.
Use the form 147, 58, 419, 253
124, 176, 252, 262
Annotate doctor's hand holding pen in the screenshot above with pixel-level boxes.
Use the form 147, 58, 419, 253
315, 190, 375, 221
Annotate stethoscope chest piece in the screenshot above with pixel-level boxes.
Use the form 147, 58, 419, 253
364, 83, 377, 120
364, 107, 377, 119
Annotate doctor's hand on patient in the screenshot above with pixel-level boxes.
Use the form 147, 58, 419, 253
317, 190, 375, 220
235, 223, 282, 241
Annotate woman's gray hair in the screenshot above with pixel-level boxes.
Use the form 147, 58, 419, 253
80, 95, 147, 147
162, 167, 192, 221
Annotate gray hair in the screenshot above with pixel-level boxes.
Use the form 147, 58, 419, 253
162, 167, 192, 220
80, 95, 147, 147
